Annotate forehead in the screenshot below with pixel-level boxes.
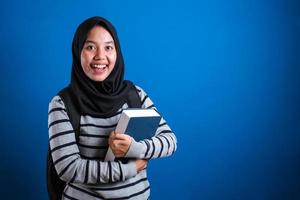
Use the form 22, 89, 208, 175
86, 25, 115, 42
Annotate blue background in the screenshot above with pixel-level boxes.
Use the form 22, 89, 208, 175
0, 0, 299, 199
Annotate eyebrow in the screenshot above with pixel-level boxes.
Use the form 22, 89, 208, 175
85, 40, 114, 45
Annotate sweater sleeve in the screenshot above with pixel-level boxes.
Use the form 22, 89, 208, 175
125, 86, 177, 159
48, 96, 137, 184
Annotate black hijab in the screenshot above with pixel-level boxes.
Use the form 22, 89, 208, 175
69, 16, 134, 118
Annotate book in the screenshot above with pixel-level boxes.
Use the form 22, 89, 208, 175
104, 108, 161, 161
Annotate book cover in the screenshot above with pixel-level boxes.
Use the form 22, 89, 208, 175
105, 108, 161, 161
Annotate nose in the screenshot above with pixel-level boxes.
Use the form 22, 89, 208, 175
94, 48, 105, 60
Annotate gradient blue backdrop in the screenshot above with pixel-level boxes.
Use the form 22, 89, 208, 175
0, 0, 299, 199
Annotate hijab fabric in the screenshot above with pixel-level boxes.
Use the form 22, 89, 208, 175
70, 16, 134, 118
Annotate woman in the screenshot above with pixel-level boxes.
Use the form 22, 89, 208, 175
48, 16, 177, 200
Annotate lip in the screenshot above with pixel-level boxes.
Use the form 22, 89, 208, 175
90, 63, 108, 69
91, 62, 108, 65
90, 63, 108, 75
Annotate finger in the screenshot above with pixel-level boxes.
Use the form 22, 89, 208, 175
112, 140, 125, 149
111, 139, 122, 149
114, 149, 126, 157
112, 141, 128, 150
115, 140, 132, 148
111, 131, 118, 138
113, 133, 131, 140
109, 133, 118, 145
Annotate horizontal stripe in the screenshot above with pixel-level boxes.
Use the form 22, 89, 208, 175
80, 133, 108, 138
54, 152, 78, 165
80, 154, 104, 160
89, 177, 148, 191
107, 186, 150, 200
81, 123, 117, 129
69, 183, 150, 200
51, 141, 77, 153
157, 130, 172, 135
146, 104, 155, 109
49, 130, 74, 141
82, 110, 122, 119
78, 142, 108, 150
48, 119, 70, 128
63, 192, 80, 200
48, 107, 66, 115
69, 184, 105, 199
158, 122, 167, 127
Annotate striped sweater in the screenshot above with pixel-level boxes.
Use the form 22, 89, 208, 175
48, 86, 177, 200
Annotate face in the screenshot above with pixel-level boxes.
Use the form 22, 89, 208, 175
81, 25, 117, 82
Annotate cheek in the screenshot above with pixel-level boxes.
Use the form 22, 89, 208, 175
80, 52, 90, 67
109, 53, 117, 65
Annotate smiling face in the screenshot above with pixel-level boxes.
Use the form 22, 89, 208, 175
80, 25, 117, 82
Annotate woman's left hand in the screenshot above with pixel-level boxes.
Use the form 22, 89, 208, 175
108, 131, 132, 157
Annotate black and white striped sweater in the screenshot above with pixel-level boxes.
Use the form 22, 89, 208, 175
48, 86, 177, 200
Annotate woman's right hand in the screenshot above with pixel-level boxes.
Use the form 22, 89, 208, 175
135, 159, 147, 172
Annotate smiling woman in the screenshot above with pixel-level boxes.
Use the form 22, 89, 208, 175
46, 16, 177, 200
81, 26, 117, 82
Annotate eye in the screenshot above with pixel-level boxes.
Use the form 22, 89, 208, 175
85, 44, 96, 51
105, 45, 114, 51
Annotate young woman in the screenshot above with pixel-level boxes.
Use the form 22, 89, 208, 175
48, 16, 177, 200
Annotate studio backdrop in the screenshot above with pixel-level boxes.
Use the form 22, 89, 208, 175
0, 0, 299, 199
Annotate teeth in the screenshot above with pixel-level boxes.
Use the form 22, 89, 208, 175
92, 64, 106, 69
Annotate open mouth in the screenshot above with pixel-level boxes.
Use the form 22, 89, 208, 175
90, 64, 108, 73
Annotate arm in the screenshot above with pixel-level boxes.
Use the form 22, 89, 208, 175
122, 86, 178, 160
48, 96, 137, 184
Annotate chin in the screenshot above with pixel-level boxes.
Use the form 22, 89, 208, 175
91, 75, 108, 82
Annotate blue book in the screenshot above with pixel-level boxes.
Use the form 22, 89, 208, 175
105, 108, 161, 161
